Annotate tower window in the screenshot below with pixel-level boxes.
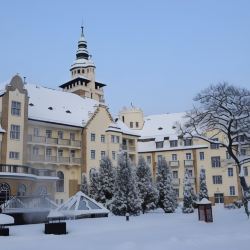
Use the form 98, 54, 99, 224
130, 122, 133, 128
78, 70, 80, 74
82, 69, 85, 74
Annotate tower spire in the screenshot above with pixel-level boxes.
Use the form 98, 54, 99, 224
81, 25, 84, 37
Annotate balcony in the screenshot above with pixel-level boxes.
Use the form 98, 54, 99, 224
169, 161, 179, 167
28, 155, 81, 165
172, 178, 180, 186
120, 144, 136, 152
0, 164, 57, 179
184, 160, 194, 167
28, 135, 81, 148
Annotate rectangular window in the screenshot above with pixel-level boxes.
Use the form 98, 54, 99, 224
174, 188, 179, 197
11, 101, 21, 116
244, 167, 248, 176
211, 156, 221, 168
91, 150, 95, 159
33, 128, 39, 136
136, 122, 139, 128
90, 133, 96, 142
228, 168, 233, 177
58, 131, 63, 139
173, 170, 178, 179
213, 175, 222, 184
157, 155, 163, 162
210, 138, 219, 149
116, 136, 120, 143
70, 150, 75, 158
199, 152, 205, 160
101, 151, 106, 159
46, 148, 52, 156
170, 140, 178, 147
156, 141, 164, 148
240, 149, 246, 156
186, 153, 192, 160
130, 122, 133, 128
33, 147, 39, 156
111, 135, 115, 143
46, 130, 52, 138
229, 186, 235, 196
10, 124, 20, 140
112, 151, 116, 160
101, 135, 105, 143
188, 169, 193, 177
58, 149, 63, 157
9, 151, 19, 159
172, 154, 177, 161
184, 138, 192, 146
70, 132, 75, 141
147, 156, 151, 164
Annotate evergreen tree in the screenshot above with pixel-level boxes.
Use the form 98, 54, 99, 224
182, 169, 194, 213
156, 158, 177, 213
110, 152, 141, 216
199, 169, 209, 201
81, 174, 89, 195
89, 168, 100, 201
136, 157, 159, 213
98, 156, 115, 206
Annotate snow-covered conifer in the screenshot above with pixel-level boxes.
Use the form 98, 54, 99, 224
110, 152, 141, 216
156, 158, 177, 213
199, 169, 209, 201
182, 169, 194, 213
98, 156, 115, 206
81, 174, 89, 195
89, 168, 100, 201
136, 156, 159, 213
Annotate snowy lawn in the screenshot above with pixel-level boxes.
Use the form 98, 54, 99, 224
1, 206, 250, 250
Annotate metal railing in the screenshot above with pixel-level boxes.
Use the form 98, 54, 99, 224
169, 161, 179, 167
28, 135, 81, 148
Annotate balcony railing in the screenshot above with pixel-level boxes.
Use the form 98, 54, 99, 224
184, 160, 194, 167
0, 164, 56, 177
169, 161, 179, 167
28, 155, 81, 165
28, 135, 81, 148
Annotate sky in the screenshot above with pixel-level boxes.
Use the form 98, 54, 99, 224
0, 0, 250, 116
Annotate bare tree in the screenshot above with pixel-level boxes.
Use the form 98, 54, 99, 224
179, 82, 250, 215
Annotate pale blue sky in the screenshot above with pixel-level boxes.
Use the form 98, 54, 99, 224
1, 0, 250, 115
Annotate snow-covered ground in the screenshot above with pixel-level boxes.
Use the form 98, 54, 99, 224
1, 206, 250, 250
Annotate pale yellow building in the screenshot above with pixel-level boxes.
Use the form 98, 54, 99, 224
119, 107, 249, 205
0, 27, 139, 204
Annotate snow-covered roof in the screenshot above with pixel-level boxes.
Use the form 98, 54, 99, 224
196, 198, 212, 205
57, 191, 109, 217
0, 125, 5, 133
70, 58, 95, 69
107, 120, 140, 137
47, 210, 64, 219
25, 84, 100, 127
139, 112, 187, 139
0, 214, 14, 225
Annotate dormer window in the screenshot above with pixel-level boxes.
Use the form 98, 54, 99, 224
48, 107, 53, 110
29, 103, 34, 106
170, 140, 178, 147
156, 141, 164, 148
66, 110, 71, 114
158, 127, 163, 130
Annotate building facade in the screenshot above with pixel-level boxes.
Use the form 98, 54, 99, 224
119, 107, 250, 205
0, 28, 138, 205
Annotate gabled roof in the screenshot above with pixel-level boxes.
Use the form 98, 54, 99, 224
139, 112, 187, 139
107, 120, 140, 137
25, 83, 100, 127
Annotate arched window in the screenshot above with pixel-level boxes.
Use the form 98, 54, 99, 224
17, 184, 27, 196
0, 183, 11, 204
56, 171, 64, 192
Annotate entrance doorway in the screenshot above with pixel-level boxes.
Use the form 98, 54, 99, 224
214, 193, 224, 203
